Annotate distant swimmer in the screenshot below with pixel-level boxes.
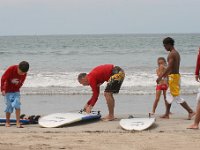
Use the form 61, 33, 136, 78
78, 64, 125, 121
156, 37, 195, 119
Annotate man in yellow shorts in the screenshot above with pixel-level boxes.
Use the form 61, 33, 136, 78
156, 37, 195, 119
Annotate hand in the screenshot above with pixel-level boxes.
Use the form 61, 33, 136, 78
156, 77, 162, 84
195, 75, 200, 82
84, 104, 93, 114
2, 91, 6, 96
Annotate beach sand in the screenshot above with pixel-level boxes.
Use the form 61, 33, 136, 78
0, 115, 200, 150
0, 94, 199, 150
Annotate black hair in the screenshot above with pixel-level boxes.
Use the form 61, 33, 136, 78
78, 73, 87, 81
19, 61, 29, 72
163, 37, 175, 46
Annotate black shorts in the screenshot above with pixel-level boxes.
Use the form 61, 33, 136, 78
105, 66, 125, 93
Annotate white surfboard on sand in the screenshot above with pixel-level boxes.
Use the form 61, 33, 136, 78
119, 117, 156, 131
39, 111, 101, 128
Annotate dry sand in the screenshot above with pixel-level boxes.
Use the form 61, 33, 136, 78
0, 114, 200, 150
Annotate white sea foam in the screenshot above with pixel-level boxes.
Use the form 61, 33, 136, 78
17, 71, 199, 95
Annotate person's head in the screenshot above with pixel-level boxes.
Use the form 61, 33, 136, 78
157, 57, 167, 67
18, 61, 29, 75
163, 37, 175, 51
78, 73, 89, 86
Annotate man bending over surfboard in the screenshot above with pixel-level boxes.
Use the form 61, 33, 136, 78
156, 37, 195, 119
78, 64, 125, 121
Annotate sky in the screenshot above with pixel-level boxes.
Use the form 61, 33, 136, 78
0, 0, 200, 35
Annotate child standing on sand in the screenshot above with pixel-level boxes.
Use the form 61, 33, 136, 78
1, 61, 29, 128
151, 57, 168, 115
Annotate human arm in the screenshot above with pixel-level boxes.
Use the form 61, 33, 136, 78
1, 68, 11, 96
195, 49, 200, 82
84, 80, 100, 113
156, 65, 166, 77
156, 54, 174, 84
1, 91, 6, 96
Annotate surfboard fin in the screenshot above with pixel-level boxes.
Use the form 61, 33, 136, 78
128, 115, 134, 119
149, 113, 151, 118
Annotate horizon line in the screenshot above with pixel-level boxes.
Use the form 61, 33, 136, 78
0, 32, 200, 37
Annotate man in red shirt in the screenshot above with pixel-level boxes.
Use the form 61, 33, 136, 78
1, 61, 29, 128
188, 47, 200, 129
78, 64, 125, 121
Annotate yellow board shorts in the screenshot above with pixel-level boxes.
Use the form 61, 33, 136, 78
168, 74, 181, 97
166, 74, 185, 104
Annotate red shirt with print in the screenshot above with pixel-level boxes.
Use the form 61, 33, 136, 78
87, 64, 114, 106
1, 65, 27, 93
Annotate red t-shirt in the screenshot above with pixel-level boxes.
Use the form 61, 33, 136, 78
195, 48, 200, 75
87, 64, 114, 106
1, 65, 27, 93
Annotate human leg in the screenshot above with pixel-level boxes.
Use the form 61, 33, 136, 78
5, 112, 11, 127
160, 74, 177, 119
163, 90, 172, 114
160, 94, 173, 119
103, 92, 115, 121
15, 109, 23, 128
180, 101, 195, 120
11, 92, 23, 127
4, 93, 14, 127
187, 101, 200, 129
103, 66, 125, 121
160, 103, 171, 119
163, 90, 168, 108
175, 96, 195, 120
194, 103, 200, 126
151, 90, 162, 114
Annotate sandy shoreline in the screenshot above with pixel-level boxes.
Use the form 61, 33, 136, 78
0, 94, 199, 150
0, 114, 200, 150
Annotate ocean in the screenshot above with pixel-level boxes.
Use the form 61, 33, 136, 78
0, 33, 200, 95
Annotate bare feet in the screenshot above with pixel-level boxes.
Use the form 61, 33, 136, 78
160, 114, 169, 119
16, 124, 24, 128
187, 124, 199, 129
102, 115, 115, 121
188, 112, 196, 120
150, 112, 155, 115
5, 123, 10, 127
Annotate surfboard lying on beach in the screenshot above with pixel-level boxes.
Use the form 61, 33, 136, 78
119, 117, 156, 131
38, 111, 101, 128
0, 114, 40, 124
0, 118, 30, 124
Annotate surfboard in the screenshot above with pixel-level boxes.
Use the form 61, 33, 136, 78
0, 118, 30, 124
119, 117, 156, 131
38, 111, 101, 128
